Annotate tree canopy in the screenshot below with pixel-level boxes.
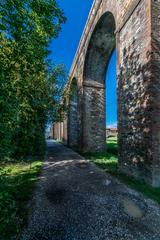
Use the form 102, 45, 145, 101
0, 0, 66, 159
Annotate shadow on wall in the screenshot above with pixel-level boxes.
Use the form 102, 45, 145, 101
118, 37, 156, 180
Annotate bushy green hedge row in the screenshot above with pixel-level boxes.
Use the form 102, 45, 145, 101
0, 0, 66, 160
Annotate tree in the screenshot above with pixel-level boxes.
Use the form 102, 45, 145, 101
0, 0, 66, 159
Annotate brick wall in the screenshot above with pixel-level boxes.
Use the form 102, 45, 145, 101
55, 0, 160, 187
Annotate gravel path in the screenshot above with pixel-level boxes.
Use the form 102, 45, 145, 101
22, 140, 160, 240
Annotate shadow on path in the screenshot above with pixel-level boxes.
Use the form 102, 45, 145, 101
22, 140, 160, 240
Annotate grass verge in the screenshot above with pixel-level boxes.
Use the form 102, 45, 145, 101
0, 160, 43, 240
83, 137, 160, 205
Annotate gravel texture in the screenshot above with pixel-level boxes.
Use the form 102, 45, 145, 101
22, 140, 160, 240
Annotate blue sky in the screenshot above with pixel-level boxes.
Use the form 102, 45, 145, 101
49, 0, 117, 127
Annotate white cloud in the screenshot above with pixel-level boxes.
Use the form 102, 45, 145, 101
106, 122, 117, 128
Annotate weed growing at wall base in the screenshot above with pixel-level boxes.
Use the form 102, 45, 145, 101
84, 137, 160, 205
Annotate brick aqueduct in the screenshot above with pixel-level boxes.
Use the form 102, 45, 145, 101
52, 0, 160, 187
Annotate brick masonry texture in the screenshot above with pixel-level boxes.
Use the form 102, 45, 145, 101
53, 0, 160, 187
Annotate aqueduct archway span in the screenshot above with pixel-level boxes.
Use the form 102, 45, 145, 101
82, 12, 116, 152
54, 0, 160, 187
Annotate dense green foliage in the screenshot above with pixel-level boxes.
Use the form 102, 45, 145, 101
0, 160, 42, 239
0, 0, 66, 159
84, 137, 160, 205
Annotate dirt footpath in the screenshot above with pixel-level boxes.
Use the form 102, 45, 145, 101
22, 140, 160, 240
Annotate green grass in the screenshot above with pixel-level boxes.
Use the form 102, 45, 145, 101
0, 160, 43, 240
106, 136, 118, 155
56, 139, 62, 144
84, 137, 160, 205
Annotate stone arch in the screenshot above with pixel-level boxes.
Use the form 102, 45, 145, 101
62, 0, 160, 187
83, 12, 116, 84
82, 12, 116, 152
68, 78, 79, 147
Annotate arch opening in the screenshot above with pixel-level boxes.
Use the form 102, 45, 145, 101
106, 50, 117, 129
83, 12, 116, 152
84, 12, 116, 85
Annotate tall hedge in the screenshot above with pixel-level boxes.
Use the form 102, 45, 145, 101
0, 0, 66, 159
